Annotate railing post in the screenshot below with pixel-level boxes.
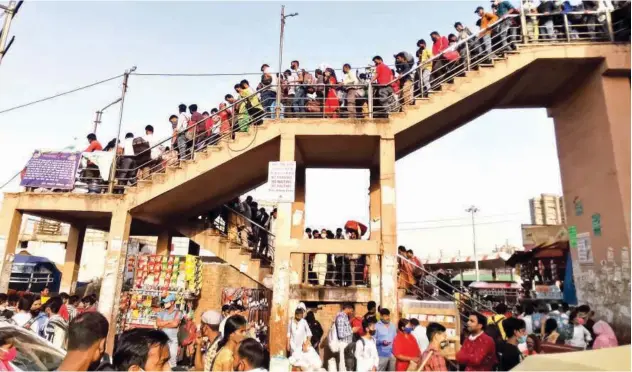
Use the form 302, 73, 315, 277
367, 81, 374, 119
303, 254, 309, 284
190, 124, 197, 160
563, 13, 571, 42
519, 2, 528, 43
606, 10, 615, 42
465, 41, 471, 72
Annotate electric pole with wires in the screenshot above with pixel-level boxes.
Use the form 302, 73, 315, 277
0, 1, 23, 67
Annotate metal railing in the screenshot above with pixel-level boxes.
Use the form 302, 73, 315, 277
207, 203, 275, 265
22, 8, 629, 195
398, 254, 495, 315
302, 253, 370, 287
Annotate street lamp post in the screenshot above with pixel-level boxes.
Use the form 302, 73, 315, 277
466, 205, 480, 282
275, 5, 298, 119
93, 98, 122, 134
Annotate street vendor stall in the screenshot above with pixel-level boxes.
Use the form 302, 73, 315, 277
468, 281, 523, 309
118, 254, 202, 331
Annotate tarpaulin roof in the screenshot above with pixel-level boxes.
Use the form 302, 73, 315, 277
422, 252, 511, 270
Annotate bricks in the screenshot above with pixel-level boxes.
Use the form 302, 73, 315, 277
194, 262, 266, 322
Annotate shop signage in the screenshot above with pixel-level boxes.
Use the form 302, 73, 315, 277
592, 213, 602, 236
20, 151, 81, 189
267, 161, 296, 203
569, 226, 577, 249
533, 284, 563, 300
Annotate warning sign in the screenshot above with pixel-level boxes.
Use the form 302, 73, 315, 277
268, 161, 296, 203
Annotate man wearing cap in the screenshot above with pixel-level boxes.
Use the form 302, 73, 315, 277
195, 310, 222, 371
156, 294, 182, 368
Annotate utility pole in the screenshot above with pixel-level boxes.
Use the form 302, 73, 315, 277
93, 97, 122, 134
466, 205, 480, 282
0, 1, 23, 67
274, 5, 298, 119
107, 66, 136, 193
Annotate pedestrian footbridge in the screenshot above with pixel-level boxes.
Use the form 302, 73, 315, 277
1, 19, 630, 352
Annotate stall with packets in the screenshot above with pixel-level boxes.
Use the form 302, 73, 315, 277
120, 255, 202, 330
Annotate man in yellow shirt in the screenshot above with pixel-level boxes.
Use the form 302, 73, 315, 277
40, 287, 51, 304
416, 39, 433, 97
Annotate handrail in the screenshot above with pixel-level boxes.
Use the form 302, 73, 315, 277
223, 203, 276, 238
398, 254, 496, 314
127, 84, 273, 170
381, 14, 520, 89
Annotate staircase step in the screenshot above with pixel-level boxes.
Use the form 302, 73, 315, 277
480, 63, 495, 68
152, 173, 166, 184
137, 179, 153, 188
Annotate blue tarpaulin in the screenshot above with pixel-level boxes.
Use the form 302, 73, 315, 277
563, 251, 578, 305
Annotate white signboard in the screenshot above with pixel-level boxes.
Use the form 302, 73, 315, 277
577, 232, 593, 265
268, 161, 296, 203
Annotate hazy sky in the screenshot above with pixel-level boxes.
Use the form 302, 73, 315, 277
0, 1, 563, 258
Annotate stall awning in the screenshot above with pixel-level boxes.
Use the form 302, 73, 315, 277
422, 252, 511, 270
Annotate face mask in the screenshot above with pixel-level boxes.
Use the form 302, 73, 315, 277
577, 318, 585, 325
403, 327, 413, 334
439, 341, 449, 350
369, 330, 376, 336
518, 336, 527, 344
0, 347, 17, 362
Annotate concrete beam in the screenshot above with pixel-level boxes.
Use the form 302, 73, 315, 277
3, 192, 123, 213
291, 239, 381, 255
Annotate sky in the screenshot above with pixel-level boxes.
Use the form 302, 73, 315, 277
0, 1, 563, 258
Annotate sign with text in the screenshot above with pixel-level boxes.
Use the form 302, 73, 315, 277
577, 232, 593, 265
533, 284, 563, 300
267, 161, 296, 203
20, 151, 81, 190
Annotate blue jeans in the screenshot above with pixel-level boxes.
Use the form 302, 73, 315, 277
261, 91, 276, 118
293, 87, 306, 113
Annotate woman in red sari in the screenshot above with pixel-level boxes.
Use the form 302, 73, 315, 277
323, 68, 340, 118
218, 102, 231, 137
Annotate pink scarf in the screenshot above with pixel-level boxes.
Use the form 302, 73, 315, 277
593, 320, 618, 349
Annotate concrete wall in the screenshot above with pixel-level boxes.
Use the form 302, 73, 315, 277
552, 68, 631, 343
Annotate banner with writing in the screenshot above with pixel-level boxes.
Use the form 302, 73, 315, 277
20, 151, 81, 189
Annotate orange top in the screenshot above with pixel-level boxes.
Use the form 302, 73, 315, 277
480, 12, 499, 36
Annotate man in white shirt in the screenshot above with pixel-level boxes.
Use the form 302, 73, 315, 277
287, 307, 312, 355
123, 133, 135, 156
143, 125, 163, 160
355, 317, 379, 372
410, 318, 429, 353
176, 103, 191, 159
342, 63, 361, 118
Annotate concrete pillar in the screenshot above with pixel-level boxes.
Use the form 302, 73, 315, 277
290, 166, 306, 240
551, 70, 630, 342
379, 137, 398, 319
269, 134, 296, 357
60, 224, 86, 294
368, 167, 382, 302
0, 197, 22, 293
98, 210, 132, 353
156, 231, 172, 256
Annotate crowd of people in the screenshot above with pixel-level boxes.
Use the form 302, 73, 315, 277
303, 226, 369, 287
0, 282, 623, 372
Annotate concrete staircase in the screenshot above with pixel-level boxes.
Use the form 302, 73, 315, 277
181, 223, 272, 286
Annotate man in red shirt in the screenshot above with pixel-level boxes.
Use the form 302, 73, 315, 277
430, 31, 450, 90
83, 133, 103, 185
456, 313, 498, 371
371, 55, 395, 118
84, 133, 102, 152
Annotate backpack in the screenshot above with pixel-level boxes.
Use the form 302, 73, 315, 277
485, 315, 505, 345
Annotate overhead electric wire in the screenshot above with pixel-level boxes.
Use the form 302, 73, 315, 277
398, 211, 523, 225
0, 73, 124, 115
397, 218, 523, 231
0, 169, 21, 190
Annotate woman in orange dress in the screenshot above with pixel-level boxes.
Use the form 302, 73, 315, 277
323, 68, 340, 118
